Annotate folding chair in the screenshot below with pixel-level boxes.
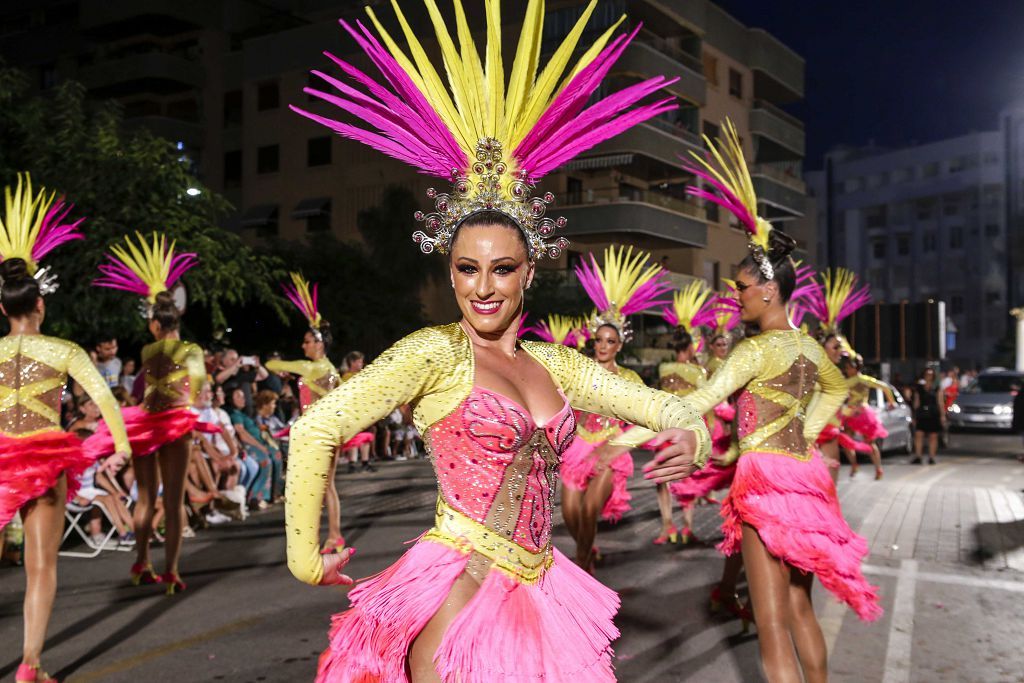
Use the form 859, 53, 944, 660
59, 499, 131, 558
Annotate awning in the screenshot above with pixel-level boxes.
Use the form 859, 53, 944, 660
291, 197, 331, 219
240, 204, 278, 227
559, 154, 634, 172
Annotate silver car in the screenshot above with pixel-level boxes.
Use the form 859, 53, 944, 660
866, 381, 914, 453
948, 370, 1024, 431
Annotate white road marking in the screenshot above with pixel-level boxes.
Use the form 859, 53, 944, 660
864, 563, 1024, 593
881, 559, 917, 683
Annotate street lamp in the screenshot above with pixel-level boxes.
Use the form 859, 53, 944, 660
185, 187, 202, 197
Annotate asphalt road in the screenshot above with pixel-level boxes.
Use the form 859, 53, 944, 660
1, 431, 1022, 682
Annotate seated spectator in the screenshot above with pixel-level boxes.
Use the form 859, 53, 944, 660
228, 387, 278, 510
111, 385, 134, 407
194, 383, 248, 519
217, 348, 269, 410
70, 429, 134, 547
66, 396, 102, 434
255, 389, 290, 457
93, 335, 121, 389
186, 439, 231, 525
120, 357, 138, 394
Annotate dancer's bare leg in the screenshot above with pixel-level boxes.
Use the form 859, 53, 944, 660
157, 436, 191, 577
576, 467, 614, 568
742, 522, 802, 683
407, 571, 482, 682
819, 441, 840, 485
19, 476, 66, 669
655, 483, 674, 536
132, 455, 159, 567
561, 485, 584, 543
868, 443, 883, 478
788, 563, 827, 683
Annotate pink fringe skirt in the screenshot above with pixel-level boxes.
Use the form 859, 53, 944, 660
84, 406, 219, 460
669, 462, 735, 510
342, 431, 374, 451
560, 436, 633, 522
816, 424, 872, 454
841, 408, 888, 442
718, 451, 882, 621
316, 539, 618, 682
0, 431, 89, 529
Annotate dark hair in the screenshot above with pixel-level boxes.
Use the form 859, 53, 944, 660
311, 321, 333, 352
596, 323, 622, 343
451, 210, 531, 259
738, 229, 798, 302
254, 389, 279, 410
0, 258, 41, 318
151, 290, 180, 331
344, 350, 364, 366
671, 326, 693, 353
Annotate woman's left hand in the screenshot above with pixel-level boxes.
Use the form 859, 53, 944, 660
642, 429, 700, 483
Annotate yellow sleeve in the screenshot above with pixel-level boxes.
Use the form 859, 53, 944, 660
805, 357, 849, 442
861, 374, 896, 403
266, 359, 315, 377
528, 344, 710, 466
185, 343, 207, 403
285, 328, 450, 585
67, 345, 130, 454
677, 339, 762, 417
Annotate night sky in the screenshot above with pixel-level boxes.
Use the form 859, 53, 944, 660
717, 0, 1024, 167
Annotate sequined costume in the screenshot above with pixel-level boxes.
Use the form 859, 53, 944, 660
660, 362, 736, 511
840, 373, 893, 443
560, 365, 644, 523
680, 329, 881, 621
285, 323, 709, 681
0, 335, 129, 529
85, 339, 215, 460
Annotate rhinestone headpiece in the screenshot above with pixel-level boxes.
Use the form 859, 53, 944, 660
412, 138, 569, 260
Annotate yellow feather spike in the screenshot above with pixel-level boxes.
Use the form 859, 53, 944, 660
597, 245, 663, 312
110, 232, 179, 302
688, 118, 770, 251
502, 0, 544, 142
823, 268, 858, 327
484, 0, 504, 137
288, 272, 322, 329
671, 280, 712, 330
0, 173, 57, 274
544, 314, 577, 346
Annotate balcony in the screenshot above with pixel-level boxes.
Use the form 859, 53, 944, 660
80, 0, 213, 36
620, 36, 706, 106
556, 187, 708, 247
79, 52, 205, 95
584, 120, 701, 172
747, 29, 805, 103
750, 163, 806, 218
125, 116, 204, 147
750, 100, 805, 161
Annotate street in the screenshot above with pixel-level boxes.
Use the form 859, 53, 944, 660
2, 431, 1023, 683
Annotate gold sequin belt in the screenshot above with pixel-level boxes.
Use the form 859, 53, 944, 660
422, 498, 553, 584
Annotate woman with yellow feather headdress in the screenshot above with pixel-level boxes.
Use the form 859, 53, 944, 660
559, 244, 672, 573
676, 119, 881, 678
0, 173, 130, 683
285, 2, 711, 680
86, 232, 209, 596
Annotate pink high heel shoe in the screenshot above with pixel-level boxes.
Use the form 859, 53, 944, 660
161, 572, 187, 595
130, 562, 162, 586
16, 663, 57, 683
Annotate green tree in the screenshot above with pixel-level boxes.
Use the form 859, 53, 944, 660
0, 65, 283, 343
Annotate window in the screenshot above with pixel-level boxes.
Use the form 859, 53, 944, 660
922, 162, 939, 178
566, 177, 582, 205
871, 239, 886, 259
922, 231, 937, 253
843, 177, 862, 193
307, 136, 332, 166
257, 81, 279, 111
865, 205, 887, 229
896, 234, 910, 256
224, 90, 242, 126
705, 201, 719, 222
308, 200, 331, 233
259, 207, 279, 237
949, 226, 963, 249
915, 201, 933, 220
257, 144, 279, 174
943, 201, 959, 216
703, 260, 720, 290
950, 294, 964, 315
702, 53, 719, 86
702, 120, 720, 149
986, 291, 1001, 305
985, 223, 1000, 237
223, 150, 242, 187
728, 68, 742, 98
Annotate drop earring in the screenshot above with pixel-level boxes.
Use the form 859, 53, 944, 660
762, 296, 770, 302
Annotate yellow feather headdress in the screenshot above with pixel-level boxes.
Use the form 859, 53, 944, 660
575, 245, 672, 343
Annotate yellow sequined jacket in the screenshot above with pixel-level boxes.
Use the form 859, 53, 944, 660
679, 329, 847, 464
285, 322, 711, 584
845, 373, 895, 411
659, 362, 707, 396
0, 335, 129, 453
140, 339, 206, 413
266, 357, 340, 407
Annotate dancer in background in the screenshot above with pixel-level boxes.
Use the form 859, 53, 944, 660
839, 354, 894, 479
562, 245, 672, 570
287, 1, 709, 677
682, 120, 879, 682
88, 232, 210, 594
339, 350, 376, 473
266, 273, 353, 553
0, 174, 129, 683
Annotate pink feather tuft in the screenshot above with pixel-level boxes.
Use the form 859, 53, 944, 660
573, 254, 610, 313
683, 163, 758, 233
93, 261, 151, 297
31, 198, 85, 262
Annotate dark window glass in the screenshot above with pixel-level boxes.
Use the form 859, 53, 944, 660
728, 68, 742, 98
896, 235, 910, 256
257, 144, 279, 174
872, 239, 886, 259
257, 81, 279, 111
307, 136, 332, 166
224, 150, 242, 187
308, 201, 331, 233
949, 226, 963, 249
259, 207, 279, 237
566, 177, 583, 205
224, 90, 242, 126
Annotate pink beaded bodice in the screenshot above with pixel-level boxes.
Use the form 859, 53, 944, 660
427, 387, 576, 553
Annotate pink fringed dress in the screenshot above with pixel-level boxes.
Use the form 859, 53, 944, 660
681, 329, 882, 621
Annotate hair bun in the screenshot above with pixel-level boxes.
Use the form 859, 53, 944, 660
767, 229, 797, 261
0, 257, 31, 283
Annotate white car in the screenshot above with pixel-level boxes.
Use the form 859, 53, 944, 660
866, 380, 914, 454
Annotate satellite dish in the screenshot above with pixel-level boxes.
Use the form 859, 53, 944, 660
171, 282, 188, 314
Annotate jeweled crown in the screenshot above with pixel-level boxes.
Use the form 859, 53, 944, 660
412, 138, 569, 259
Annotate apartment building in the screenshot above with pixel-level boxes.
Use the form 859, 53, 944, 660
807, 101, 1024, 367
1, 0, 809, 322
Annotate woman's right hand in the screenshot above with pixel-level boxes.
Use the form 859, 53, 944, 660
319, 547, 356, 586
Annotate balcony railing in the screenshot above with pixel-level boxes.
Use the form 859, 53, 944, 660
753, 99, 804, 130
645, 116, 702, 147
749, 162, 806, 193
562, 186, 707, 220
636, 29, 703, 74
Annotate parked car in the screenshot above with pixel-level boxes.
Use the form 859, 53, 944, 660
947, 370, 1024, 431
866, 381, 914, 453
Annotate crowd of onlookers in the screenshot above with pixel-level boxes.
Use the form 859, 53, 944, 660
46, 336, 425, 554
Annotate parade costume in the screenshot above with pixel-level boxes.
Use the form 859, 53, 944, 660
681, 121, 881, 621
85, 233, 212, 461
0, 174, 128, 530
562, 245, 672, 522
288, 1, 710, 677
842, 372, 894, 442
